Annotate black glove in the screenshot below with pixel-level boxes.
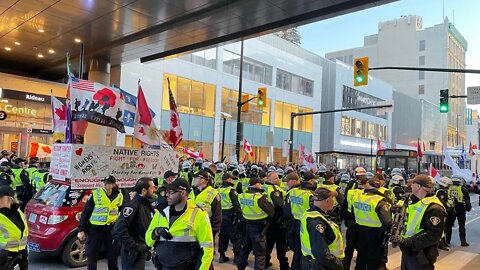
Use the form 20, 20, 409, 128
466, 204, 472, 212
155, 227, 173, 240
136, 243, 149, 254
0, 250, 8, 267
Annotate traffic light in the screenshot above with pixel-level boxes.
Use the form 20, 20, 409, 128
257, 87, 267, 107
241, 94, 249, 112
353, 57, 369, 86
439, 89, 449, 113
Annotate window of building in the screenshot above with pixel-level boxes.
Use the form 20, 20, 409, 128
221, 88, 270, 126
419, 40, 426, 51
276, 69, 314, 97
274, 101, 312, 132
340, 115, 387, 140
179, 48, 217, 69
162, 73, 216, 117
223, 50, 272, 84
418, 85, 425, 95
419, 70, 425, 80
419, 55, 425, 66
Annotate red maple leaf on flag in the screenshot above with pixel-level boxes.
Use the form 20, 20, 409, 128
138, 127, 146, 136
41, 146, 52, 154
55, 105, 66, 120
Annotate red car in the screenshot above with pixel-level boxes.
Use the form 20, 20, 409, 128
25, 180, 91, 267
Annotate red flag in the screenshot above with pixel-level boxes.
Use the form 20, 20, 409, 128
243, 138, 253, 156
377, 139, 387, 150
417, 139, 423, 158
134, 81, 160, 145
469, 141, 476, 156
167, 78, 183, 148
429, 163, 440, 182
182, 148, 204, 159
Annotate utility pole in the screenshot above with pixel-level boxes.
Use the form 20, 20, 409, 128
235, 40, 244, 159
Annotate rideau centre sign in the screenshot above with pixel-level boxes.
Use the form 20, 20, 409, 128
0, 104, 37, 116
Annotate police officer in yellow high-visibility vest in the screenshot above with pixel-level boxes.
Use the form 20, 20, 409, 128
77, 176, 123, 270
352, 177, 392, 270
146, 178, 214, 269
193, 170, 222, 237
435, 177, 454, 251
10, 158, 32, 211
285, 171, 316, 270
319, 171, 344, 225
30, 162, 49, 193
0, 186, 28, 269
446, 174, 471, 247
300, 188, 343, 270
155, 170, 178, 211
237, 177, 275, 270
391, 175, 446, 270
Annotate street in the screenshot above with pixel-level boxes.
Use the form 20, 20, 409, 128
29, 195, 480, 270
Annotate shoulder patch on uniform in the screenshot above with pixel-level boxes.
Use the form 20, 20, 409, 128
316, 223, 325, 233
215, 194, 220, 201
430, 216, 441, 226
382, 204, 390, 212
122, 207, 134, 217
274, 191, 280, 197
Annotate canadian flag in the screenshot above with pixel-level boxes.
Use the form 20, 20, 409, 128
469, 141, 477, 156
51, 92, 66, 135
183, 148, 204, 159
243, 138, 253, 156
429, 163, 440, 182
168, 78, 183, 148
29, 142, 52, 158
134, 81, 160, 145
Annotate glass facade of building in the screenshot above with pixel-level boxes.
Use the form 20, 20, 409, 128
340, 115, 387, 140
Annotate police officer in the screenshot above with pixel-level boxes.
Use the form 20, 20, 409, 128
300, 188, 343, 270
0, 161, 13, 188
237, 164, 249, 193
237, 177, 275, 270
320, 171, 344, 223
446, 174, 471, 246
25, 157, 39, 179
156, 170, 178, 211
436, 177, 454, 251
376, 174, 393, 203
341, 166, 366, 270
353, 177, 392, 270
0, 186, 28, 270
285, 171, 316, 270
388, 168, 403, 189
30, 162, 49, 193
178, 160, 193, 185
317, 165, 327, 185
114, 177, 157, 270
390, 175, 406, 203
193, 170, 222, 237
193, 157, 203, 174
214, 163, 226, 187
218, 172, 242, 264
338, 174, 350, 195
78, 176, 123, 270
146, 178, 214, 269
10, 158, 32, 210
391, 175, 446, 269
264, 172, 289, 270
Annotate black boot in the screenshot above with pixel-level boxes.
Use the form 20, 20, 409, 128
461, 241, 470, 247
219, 252, 230, 263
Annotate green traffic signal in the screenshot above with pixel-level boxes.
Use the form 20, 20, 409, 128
257, 98, 264, 106
440, 104, 448, 113
439, 89, 449, 113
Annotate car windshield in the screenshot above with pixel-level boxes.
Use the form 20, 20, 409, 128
33, 182, 86, 207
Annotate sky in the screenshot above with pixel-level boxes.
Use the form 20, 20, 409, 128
298, 0, 480, 95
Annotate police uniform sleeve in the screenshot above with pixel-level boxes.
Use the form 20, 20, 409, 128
408, 203, 446, 252
258, 194, 275, 218
20, 170, 30, 185
156, 187, 168, 211
113, 202, 139, 249
375, 200, 392, 229
462, 186, 472, 211
210, 193, 222, 234
77, 196, 95, 233
145, 211, 161, 247
308, 217, 343, 270
194, 210, 214, 270
335, 187, 345, 206
229, 189, 242, 217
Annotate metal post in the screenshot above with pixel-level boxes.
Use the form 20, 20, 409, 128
235, 39, 244, 159
289, 113, 295, 163
79, 43, 84, 79
221, 117, 226, 160
456, 114, 459, 147
370, 139, 373, 171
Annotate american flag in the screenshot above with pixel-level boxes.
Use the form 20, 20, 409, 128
71, 76, 95, 92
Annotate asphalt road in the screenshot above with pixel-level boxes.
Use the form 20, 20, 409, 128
29, 195, 480, 270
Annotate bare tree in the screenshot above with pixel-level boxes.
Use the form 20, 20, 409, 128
274, 27, 302, 45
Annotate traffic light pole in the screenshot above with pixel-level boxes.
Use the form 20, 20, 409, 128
289, 104, 393, 163
235, 40, 244, 160
369, 66, 480, 74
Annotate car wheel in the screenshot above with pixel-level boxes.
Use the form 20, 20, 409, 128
61, 236, 87, 267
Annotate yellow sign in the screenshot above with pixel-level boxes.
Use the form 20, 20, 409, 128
0, 104, 37, 116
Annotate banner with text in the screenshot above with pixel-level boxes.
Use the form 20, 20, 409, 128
50, 144, 178, 189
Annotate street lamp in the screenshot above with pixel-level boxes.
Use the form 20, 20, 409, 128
220, 112, 232, 161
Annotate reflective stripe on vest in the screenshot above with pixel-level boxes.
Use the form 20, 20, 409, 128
239, 192, 268, 220
346, 188, 362, 214
90, 188, 123, 225
300, 211, 345, 259
403, 196, 445, 238
219, 186, 234, 210
31, 171, 47, 192
160, 205, 199, 243
179, 171, 189, 181
448, 185, 464, 203
194, 186, 218, 217
353, 192, 383, 227
288, 188, 313, 220
0, 209, 28, 252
